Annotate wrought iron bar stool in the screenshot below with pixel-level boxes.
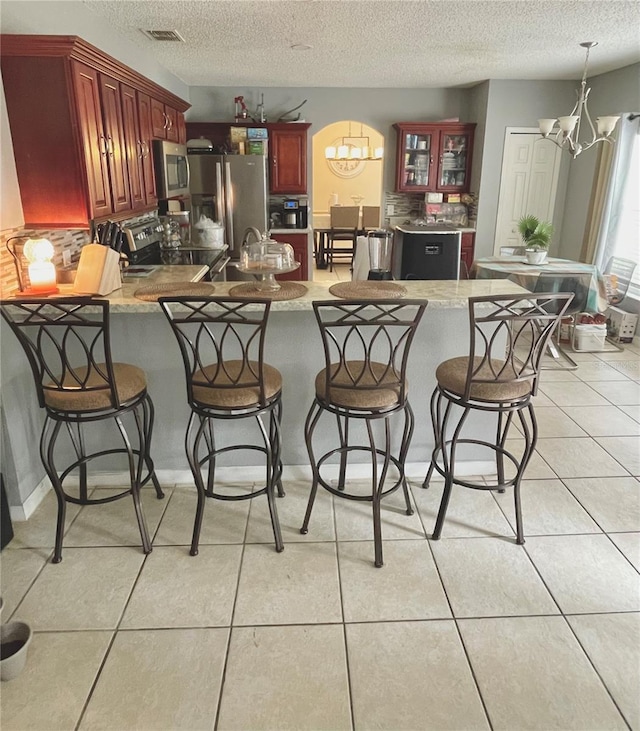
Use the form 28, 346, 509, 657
423, 293, 573, 543
159, 297, 284, 555
301, 299, 426, 567
0, 298, 164, 563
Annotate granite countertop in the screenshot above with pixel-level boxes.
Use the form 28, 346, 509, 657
2, 267, 528, 314
104, 277, 528, 313
268, 228, 312, 235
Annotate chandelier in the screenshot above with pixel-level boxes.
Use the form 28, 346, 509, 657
538, 42, 620, 159
325, 122, 383, 161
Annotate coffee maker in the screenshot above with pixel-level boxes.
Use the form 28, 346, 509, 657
282, 198, 309, 229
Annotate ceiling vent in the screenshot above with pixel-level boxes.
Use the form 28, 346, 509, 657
142, 30, 185, 42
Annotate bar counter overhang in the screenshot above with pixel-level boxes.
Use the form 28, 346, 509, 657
1, 278, 530, 516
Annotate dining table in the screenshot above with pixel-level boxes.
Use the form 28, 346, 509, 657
472, 256, 607, 313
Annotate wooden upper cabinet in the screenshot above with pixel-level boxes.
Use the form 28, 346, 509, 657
120, 83, 145, 209
150, 97, 166, 138
393, 122, 475, 193
137, 92, 157, 205
0, 34, 189, 228
186, 122, 310, 195
268, 124, 310, 194
150, 98, 183, 142
72, 61, 112, 220
99, 74, 130, 213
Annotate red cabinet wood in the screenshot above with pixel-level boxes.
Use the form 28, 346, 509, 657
269, 124, 309, 194
186, 122, 310, 194
461, 232, 475, 273
1, 34, 189, 227
271, 232, 309, 281
150, 98, 183, 142
136, 92, 157, 205
99, 74, 130, 213
121, 83, 145, 209
72, 61, 112, 221
393, 122, 475, 194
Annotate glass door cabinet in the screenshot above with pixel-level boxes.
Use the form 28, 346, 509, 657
393, 123, 475, 194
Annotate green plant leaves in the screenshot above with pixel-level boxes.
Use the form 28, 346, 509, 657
517, 215, 553, 249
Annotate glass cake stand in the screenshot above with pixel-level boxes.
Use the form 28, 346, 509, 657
236, 262, 300, 291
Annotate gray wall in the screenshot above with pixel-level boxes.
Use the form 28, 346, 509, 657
561, 63, 640, 262
188, 86, 470, 196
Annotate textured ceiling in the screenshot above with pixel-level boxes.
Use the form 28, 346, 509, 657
83, 0, 640, 88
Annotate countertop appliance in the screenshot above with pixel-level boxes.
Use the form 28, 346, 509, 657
188, 153, 268, 259
152, 140, 190, 199
283, 198, 309, 229
393, 225, 461, 280
120, 216, 228, 281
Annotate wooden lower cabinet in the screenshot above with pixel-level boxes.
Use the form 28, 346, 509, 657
461, 232, 476, 274
271, 232, 309, 281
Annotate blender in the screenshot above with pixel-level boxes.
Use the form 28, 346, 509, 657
367, 230, 394, 280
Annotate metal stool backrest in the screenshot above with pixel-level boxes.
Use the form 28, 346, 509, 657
330, 206, 359, 231
603, 256, 637, 305
499, 246, 527, 256
312, 299, 426, 406
159, 297, 272, 408
0, 298, 121, 410
533, 271, 591, 315
361, 206, 380, 229
467, 293, 573, 399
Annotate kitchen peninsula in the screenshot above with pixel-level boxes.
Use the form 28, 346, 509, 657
1, 277, 529, 517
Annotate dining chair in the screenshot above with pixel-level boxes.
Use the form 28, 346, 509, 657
159, 296, 284, 556
423, 293, 573, 544
0, 298, 164, 563
327, 206, 360, 272
301, 299, 426, 567
361, 206, 381, 230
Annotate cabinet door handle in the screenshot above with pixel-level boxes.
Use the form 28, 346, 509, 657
166, 116, 173, 131
162, 112, 169, 130
100, 134, 108, 156
106, 136, 114, 155
136, 140, 143, 158
142, 141, 149, 157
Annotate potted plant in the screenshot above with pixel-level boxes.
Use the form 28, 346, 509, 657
518, 215, 553, 264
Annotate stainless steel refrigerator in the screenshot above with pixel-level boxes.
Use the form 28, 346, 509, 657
188, 154, 268, 259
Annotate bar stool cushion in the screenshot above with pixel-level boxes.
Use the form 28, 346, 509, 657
436, 356, 533, 402
315, 360, 404, 409
193, 360, 282, 408
44, 363, 147, 412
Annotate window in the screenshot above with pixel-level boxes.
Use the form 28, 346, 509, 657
597, 115, 640, 298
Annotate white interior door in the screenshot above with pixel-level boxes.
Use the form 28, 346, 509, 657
494, 130, 563, 254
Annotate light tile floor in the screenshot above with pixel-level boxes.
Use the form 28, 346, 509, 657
2, 336, 640, 730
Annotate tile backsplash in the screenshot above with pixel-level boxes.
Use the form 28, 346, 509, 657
1, 227, 89, 293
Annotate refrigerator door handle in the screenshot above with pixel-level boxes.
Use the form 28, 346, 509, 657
224, 161, 235, 252
215, 161, 225, 226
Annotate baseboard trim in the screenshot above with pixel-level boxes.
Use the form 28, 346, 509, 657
11, 460, 497, 520
10, 476, 52, 522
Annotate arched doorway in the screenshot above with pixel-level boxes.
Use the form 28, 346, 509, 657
312, 120, 384, 227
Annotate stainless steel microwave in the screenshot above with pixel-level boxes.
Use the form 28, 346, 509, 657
152, 140, 190, 199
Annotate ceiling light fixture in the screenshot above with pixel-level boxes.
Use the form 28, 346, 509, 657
538, 42, 620, 159
325, 122, 383, 161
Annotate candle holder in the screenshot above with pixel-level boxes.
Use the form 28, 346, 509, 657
6, 236, 59, 295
